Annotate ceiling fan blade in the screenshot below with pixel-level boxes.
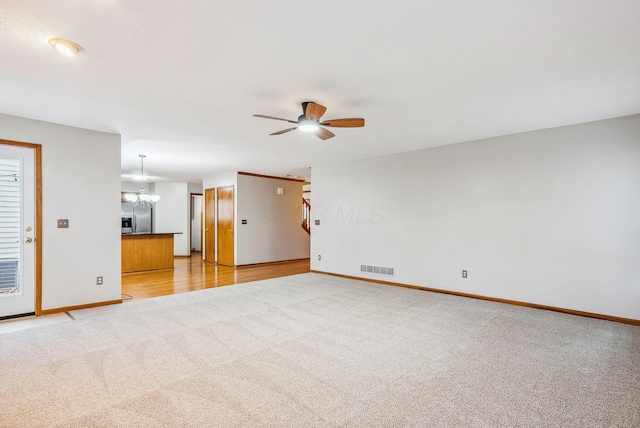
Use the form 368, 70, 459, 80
254, 114, 297, 124
303, 102, 327, 120
314, 127, 335, 140
320, 118, 365, 128
270, 127, 297, 136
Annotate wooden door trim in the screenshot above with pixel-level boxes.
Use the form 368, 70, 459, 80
0, 139, 42, 315
238, 171, 306, 182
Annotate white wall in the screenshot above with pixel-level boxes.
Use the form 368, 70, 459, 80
236, 175, 310, 265
0, 113, 121, 310
121, 180, 155, 194
203, 172, 237, 191
154, 182, 189, 256
187, 183, 203, 195
311, 114, 640, 320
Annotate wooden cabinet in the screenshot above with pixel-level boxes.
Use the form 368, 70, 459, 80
121, 234, 175, 273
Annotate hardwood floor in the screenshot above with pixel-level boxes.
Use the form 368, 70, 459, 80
122, 253, 310, 300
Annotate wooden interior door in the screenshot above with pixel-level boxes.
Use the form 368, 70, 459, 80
217, 186, 234, 266
204, 188, 215, 263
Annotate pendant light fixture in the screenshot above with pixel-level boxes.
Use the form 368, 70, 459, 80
124, 155, 160, 207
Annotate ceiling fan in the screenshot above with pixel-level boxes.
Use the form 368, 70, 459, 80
253, 102, 365, 140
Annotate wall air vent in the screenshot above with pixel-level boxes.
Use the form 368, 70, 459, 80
360, 264, 394, 277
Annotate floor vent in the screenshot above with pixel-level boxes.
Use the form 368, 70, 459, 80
360, 264, 394, 277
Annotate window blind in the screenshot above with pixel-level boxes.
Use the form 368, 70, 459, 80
0, 158, 21, 291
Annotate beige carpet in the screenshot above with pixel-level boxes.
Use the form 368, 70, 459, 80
1, 273, 638, 427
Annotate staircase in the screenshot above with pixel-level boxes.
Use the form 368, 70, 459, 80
302, 183, 311, 234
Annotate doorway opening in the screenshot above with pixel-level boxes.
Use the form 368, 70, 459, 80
190, 193, 203, 254
0, 140, 42, 319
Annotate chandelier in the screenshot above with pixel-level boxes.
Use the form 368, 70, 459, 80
124, 155, 160, 207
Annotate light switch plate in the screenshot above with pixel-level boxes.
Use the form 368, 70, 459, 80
57, 219, 69, 228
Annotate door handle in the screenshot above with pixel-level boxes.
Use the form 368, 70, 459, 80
229, 230, 234, 233
25, 237, 33, 243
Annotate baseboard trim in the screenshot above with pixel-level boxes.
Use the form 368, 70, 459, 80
310, 270, 640, 326
122, 268, 174, 275
0, 312, 36, 322
39, 299, 122, 316
237, 258, 311, 268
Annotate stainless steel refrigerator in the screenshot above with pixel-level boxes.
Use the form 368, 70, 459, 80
121, 203, 152, 234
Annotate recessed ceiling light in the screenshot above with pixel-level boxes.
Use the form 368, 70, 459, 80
48, 38, 83, 57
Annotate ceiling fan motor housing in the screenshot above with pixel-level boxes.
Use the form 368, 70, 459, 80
253, 101, 364, 140
298, 115, 318, 125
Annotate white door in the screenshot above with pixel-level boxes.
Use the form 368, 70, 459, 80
0, 144, 35, 319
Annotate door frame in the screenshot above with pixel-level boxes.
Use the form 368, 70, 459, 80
189, 192, 203, 254
0, 139, 42, 315
204, 188, 215, 263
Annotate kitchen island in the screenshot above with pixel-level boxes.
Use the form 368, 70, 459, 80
121, 233, 180, 273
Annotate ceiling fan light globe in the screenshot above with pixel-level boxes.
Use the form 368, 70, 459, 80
299, 124, 319, 132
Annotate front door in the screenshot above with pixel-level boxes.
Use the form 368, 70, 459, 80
204, 188, 215, 263
0, 142, 36, 319
217, 186, 234, 266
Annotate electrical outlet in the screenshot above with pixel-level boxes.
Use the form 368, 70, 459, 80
96, 276, 103, 285
462, 270, 467, 278
318, 255, 321, 260
57, 219, 69, 228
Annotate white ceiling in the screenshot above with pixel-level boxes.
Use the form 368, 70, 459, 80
1, 0, 639, 183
